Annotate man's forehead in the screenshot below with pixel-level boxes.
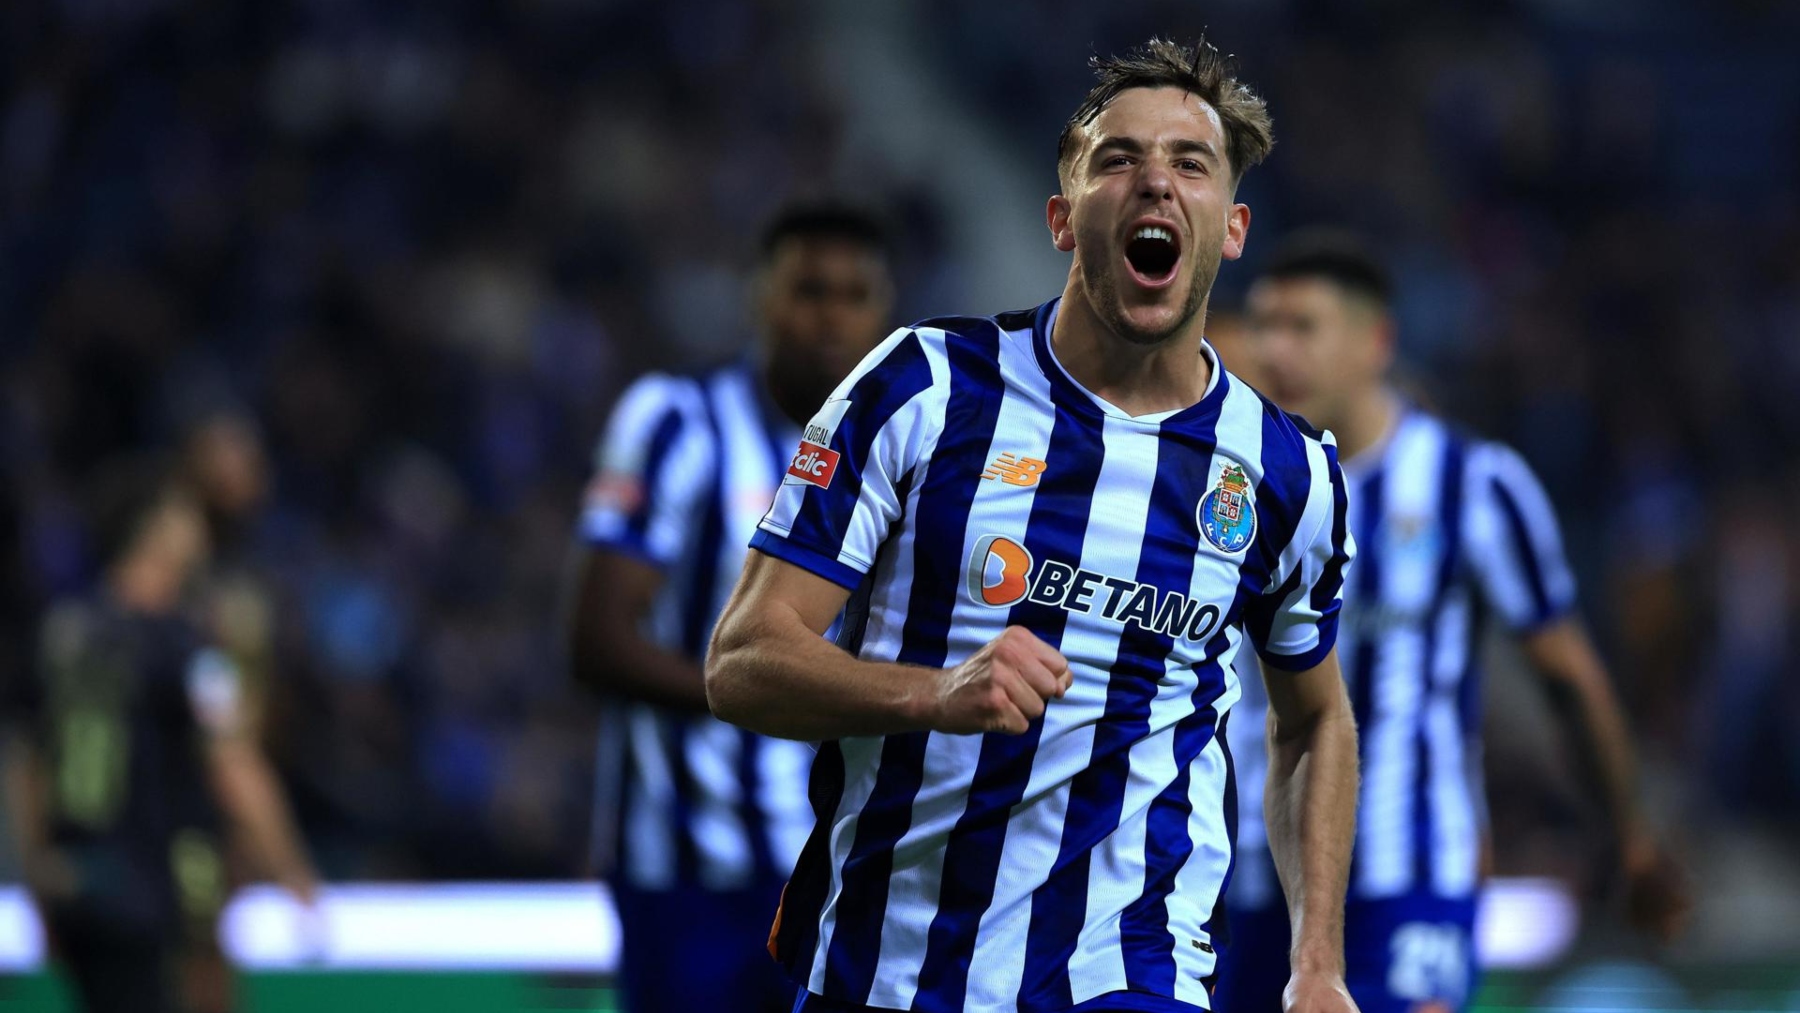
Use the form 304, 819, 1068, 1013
1081, 86, 1224, 149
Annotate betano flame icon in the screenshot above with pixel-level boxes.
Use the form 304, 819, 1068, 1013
967, 534, 1033, 607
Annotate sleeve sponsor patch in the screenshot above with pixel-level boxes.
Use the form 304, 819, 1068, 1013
787, 441, 842, 488
784, 399, 853, 489
583, 471, 645, 516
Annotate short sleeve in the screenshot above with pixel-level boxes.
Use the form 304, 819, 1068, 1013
752, 327, 944, 590
1247, 435, 1355, 671
578, 374, 713, 569
1462, 442, 1577, 632
185, 647, 246, 738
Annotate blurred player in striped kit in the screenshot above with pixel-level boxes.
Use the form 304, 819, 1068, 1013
1212, 233, 1688, 1013
567, 202, 894, 1012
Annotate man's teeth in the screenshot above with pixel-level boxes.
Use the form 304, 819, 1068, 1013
1133, 225, 1175, 244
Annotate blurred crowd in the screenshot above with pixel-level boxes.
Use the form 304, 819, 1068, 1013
0, 0, 1796, 901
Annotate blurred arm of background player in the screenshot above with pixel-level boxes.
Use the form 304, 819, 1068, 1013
708, 552, 1072, 740
1521, 617, 1690, 939
0, 724, 76, 901
1262, 651, 1361, 1013
205, 720, 320, 907
569, 550, 710, 711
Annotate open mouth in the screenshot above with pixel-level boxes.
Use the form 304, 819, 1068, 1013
1124, 224, 1180, 285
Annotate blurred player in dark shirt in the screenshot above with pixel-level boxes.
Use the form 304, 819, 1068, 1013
1, 459, 317, 1013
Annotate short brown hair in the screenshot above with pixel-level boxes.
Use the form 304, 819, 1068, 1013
1056, 37, 1274, 190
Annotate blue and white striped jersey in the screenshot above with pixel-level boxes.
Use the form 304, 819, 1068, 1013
752, 300, 1353, 1013
1227, 405, 1576, 910
581, 360, 816, 892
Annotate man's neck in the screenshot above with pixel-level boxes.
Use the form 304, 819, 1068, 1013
1052, 285, 1212, 417
1328, 387, 1401, 463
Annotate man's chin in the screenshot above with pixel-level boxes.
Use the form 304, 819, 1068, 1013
1107, 300, 1192, 346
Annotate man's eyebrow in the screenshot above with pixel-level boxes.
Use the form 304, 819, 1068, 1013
1090, 136, 1220, 164
1170, 138, 1220, 163
1090, 136, 1146, 157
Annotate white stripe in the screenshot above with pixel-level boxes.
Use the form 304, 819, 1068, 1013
643, 409, 716, 565
685, 718, 753, 890
1172, 721, 1239, 1008
757, 738, 816, 872
1428, 592, 1479, 897
623, 707, 677, 889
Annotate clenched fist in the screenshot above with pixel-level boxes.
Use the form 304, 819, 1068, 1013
931, 626, 1073, 735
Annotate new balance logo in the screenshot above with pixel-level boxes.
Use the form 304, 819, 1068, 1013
983, 452, 1047, 487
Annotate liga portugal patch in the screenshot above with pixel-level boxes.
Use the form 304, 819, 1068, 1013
787, 441, 841, 489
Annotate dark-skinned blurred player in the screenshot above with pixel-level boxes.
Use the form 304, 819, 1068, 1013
568, 201, 894, 1013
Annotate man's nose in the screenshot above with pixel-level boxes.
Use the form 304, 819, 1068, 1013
1138, 162, 1174, 202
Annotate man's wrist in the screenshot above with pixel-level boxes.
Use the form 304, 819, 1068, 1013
1290, 940, 1346, 977
895, 665, 943, 732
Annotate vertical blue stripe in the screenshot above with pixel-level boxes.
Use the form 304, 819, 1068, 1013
1488, 474, 1553, 624
667, 716, 701, 884
821, 325, 1004, 1003
1346, 468, 1385, 733
1205, 707, 1239, 996
680, 378, 726, 656
910, 397, 1106, 1010
1241, 406, 1329, 654
787, 334, 935, 563
625, 408, 688, 544
1311, 442, 1352, 620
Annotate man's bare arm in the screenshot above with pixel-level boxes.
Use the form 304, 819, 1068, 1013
568, 549, 709, 711
1521, 617, 1688, 938
705, 550, 1071, 742
1262, 649, 1360, 1013
207, 736, 318, 904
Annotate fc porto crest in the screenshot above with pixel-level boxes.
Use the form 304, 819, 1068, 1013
1199, 462, 1257, 554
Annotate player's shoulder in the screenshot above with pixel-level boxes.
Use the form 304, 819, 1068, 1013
901, 309, 1016, 363
1237, 380, 1339, 463
614, 364, 718, 413
602, 364, 730, 441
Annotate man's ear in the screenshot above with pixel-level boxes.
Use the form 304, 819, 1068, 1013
1221, 202, 1251, 261
1047, 195, 1076, 252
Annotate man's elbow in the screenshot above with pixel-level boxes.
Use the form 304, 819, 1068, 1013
703, 619, 762, 729
702, 636, 745, 726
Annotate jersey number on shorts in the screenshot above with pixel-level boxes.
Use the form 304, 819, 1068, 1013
1388, 922, 1469, 1004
